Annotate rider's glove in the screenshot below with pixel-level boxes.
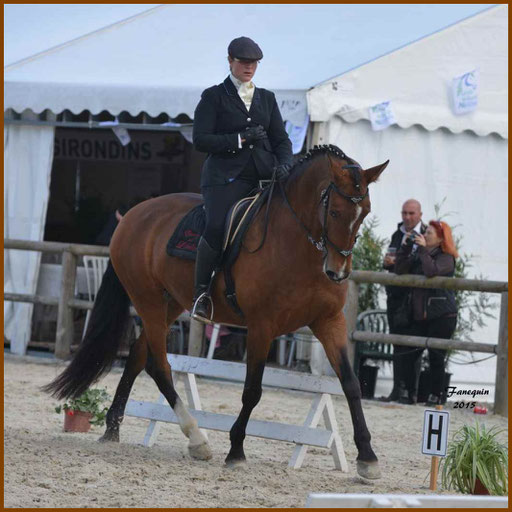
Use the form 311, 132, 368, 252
242, 125, 267, 144
274, 163, 292, 181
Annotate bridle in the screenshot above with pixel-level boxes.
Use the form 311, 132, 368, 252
279, 164, 368, 258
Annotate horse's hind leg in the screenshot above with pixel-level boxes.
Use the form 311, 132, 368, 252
310, 314, 381, 480
99, 298, 185, 444
99, 328, 148, 443
142, 302, 212, 460
225, 328, 272, 465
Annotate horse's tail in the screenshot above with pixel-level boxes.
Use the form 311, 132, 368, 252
42, 260, 131, 400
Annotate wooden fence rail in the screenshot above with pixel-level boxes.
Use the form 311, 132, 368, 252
351, 331, 497, 354
4, 238, 508, 416
350, 270, 508, 293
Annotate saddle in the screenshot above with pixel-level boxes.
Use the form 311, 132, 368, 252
166, 186, 272, 316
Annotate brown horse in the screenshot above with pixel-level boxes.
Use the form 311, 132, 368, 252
44, 145, 388, 479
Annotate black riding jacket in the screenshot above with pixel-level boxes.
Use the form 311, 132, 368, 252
193, 77, 293, 187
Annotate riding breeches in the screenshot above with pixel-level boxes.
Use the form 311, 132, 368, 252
201, 159, 260, 251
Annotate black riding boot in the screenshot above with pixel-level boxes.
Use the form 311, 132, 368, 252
191, 237, 221, 323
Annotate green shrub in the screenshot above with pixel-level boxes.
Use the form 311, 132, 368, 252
352, 216, 388, 312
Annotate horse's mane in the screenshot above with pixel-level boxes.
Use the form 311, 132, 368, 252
289, 144, 357, 178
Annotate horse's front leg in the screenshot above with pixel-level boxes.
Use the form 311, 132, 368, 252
310, 314, 381, 479
225, 329, 271, 465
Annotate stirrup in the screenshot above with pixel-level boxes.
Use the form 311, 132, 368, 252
190, 292, 215, 324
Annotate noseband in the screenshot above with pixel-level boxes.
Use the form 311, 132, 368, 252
279, 164, 368, 257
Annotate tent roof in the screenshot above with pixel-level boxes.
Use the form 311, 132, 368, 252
307, 5, 508, 138
4, 4, 496, 127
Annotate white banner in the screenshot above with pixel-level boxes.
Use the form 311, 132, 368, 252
451, 69, 479, 115
112, 126, 131, 146
368, 101, 396, 131
98, 118, 131, 146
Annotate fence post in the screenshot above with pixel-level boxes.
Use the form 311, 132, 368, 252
494, 292, 508, 416
344, 280, 359, 366
55, 251, 77, 359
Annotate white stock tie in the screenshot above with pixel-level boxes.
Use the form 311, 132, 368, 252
238, 81, 254, 111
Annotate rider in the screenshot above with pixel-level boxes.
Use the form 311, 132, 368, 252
191, 36, 293, 322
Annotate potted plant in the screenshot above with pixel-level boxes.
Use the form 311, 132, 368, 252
440, 423, 508, 495
55, 388, 110, 433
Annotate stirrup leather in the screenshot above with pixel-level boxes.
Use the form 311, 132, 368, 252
191, 291, 215, 324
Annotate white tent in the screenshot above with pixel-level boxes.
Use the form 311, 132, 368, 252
4, 4, 494, 125
3, 4, 504, 355
307, 5, 507, 386
308, 4, 507, 283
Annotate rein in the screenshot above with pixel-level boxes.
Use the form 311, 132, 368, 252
279, 166, 368, 257
242, 154, 368, 257
243, 172, 278, 254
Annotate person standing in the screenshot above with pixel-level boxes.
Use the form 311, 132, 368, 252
394, 220, 459, 405
381, 199, 427, 403
191, 36, 293, 322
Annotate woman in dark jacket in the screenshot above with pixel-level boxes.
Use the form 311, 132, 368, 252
394, 220, 459, 405
191, 36, 293, 322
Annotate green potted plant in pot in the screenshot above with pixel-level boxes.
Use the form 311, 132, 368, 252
441, 423, 508, 495
55, 388, 110, 433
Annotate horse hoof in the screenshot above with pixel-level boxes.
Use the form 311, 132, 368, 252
98, 431, 119, 443
357, 460, 381, 480
188, 442, 212, 461
224, 452, 246, 468
224, 458, 246, 469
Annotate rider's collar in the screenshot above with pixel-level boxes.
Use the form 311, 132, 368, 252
229, 73, 253, 91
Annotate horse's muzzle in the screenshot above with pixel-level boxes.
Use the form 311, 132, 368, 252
325, 270, 350, 283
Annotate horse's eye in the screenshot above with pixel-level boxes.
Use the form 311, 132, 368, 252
329, 210, 339, 218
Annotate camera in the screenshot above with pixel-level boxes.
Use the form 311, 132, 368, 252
404, 231, 418, 247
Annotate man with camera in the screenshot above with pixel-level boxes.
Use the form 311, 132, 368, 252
381, 199, 427, 403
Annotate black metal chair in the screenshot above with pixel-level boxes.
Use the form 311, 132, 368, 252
353, 309, 391, 377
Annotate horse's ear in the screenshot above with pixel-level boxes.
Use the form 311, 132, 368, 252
364, 160, 389, 184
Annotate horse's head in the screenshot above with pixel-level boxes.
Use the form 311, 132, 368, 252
317, 146, 389, 283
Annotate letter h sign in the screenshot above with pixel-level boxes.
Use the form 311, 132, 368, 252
421, 410, 450, 457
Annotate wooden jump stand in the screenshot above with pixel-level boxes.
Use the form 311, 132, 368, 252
125, 354, 348, 471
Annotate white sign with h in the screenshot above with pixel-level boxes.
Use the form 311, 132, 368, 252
421, 409, 450, 457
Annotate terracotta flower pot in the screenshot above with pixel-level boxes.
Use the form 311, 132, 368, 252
473, 478, 490, 495
63, 410, 93, 432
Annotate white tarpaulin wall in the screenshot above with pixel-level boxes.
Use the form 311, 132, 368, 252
313, 118, 508, 284
4, 124, 55, 354
308, 5, 508, 384
310, 119, 506, 388
308, 4, 508, 285
308, 4, 508, 280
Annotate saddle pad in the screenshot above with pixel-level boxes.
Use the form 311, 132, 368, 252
166, 186, 270, 266
166, 204, 205, 260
